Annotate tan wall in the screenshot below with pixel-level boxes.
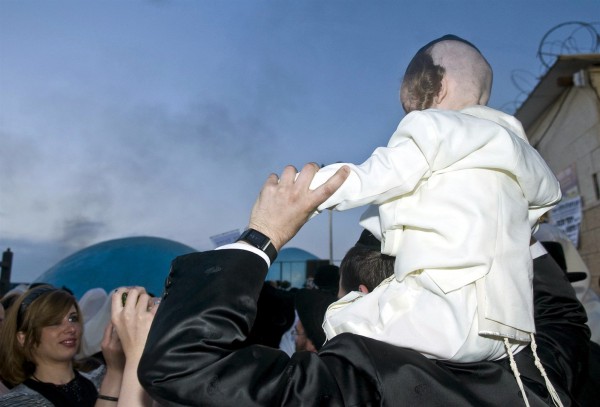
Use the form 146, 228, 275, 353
526, 69, 600, 293
581, 203, 600, 293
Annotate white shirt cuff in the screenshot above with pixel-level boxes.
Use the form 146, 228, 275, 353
216, 242, 271, 267
530, 241, 548, 259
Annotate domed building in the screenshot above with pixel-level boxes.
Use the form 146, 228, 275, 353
33, 237, 324, 298
33, 236, 196, 299
267, 247, 326, 288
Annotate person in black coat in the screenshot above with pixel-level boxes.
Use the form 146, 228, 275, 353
138, 163, 589, 406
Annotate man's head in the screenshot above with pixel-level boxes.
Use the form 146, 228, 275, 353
400, 34, 492, 113
313, 264, 340, 294
248, 283, 295, 348
294, 288, 337, 352
338, 230, 395, 298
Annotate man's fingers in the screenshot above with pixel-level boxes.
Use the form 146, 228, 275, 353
263, 172, 279, 187
248, 163, 350, 251
312, 165, 350, 204
295, 162, 321, 186
279, 165, 299, 184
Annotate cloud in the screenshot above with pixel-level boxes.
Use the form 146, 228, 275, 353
60, 217, 106, 250
2, 92, 283, 265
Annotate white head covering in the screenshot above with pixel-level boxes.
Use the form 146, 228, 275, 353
78, 287, 108, 323
79, 292, 112, 358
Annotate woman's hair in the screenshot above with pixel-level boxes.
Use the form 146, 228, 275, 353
0, 285, 81, 385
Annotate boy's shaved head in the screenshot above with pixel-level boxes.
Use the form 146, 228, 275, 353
400, 35, 492, 113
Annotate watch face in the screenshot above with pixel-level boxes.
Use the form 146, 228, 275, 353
238, 229, 277, 262
242, 229, 269, 250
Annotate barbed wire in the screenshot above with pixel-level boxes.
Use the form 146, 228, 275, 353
537, 21, 600, 69
503, 21, 600, 114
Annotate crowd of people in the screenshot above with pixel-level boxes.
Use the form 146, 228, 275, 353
0, 34, 599, 406
0, 227, 597, 406
0, 258, 362, 405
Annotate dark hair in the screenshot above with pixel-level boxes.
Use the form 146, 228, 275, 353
401, 34, 485, 113
401, 49, 445, 113
295, 289, 337, 350
313, 264, 340, 294
248, 283, 295, 348
339, 245, 395, 294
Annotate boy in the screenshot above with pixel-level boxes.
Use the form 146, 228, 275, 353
310, 35, 562, 363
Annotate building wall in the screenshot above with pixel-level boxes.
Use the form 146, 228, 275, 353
526, 67, 600, 292
581, 203, 600, 291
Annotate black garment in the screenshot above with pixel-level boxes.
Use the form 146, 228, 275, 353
247, 282, 295, 348
139, 249, 590, 406
295, 288, 337, 350
23, 370, 97, 407
574, 340, 600, 406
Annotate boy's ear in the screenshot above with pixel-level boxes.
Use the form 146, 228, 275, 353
358, 284, 370, 294
433, 76, 448, 106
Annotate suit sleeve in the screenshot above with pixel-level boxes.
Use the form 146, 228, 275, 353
137, 250, 346, 407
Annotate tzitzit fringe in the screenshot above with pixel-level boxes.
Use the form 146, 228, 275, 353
530, 333, 564, 407
504, 337, 531, 407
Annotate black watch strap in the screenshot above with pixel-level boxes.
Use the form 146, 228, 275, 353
237, 228, 278, 263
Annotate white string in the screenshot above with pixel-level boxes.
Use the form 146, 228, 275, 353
530, 333, 564, 407
504, 337, 531, 407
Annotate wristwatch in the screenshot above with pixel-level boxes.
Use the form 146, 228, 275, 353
237, 228, 278, 263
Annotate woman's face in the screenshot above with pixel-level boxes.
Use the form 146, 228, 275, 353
31, 305, 82, 365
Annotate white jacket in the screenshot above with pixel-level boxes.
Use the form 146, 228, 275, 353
311, 106, 561, 359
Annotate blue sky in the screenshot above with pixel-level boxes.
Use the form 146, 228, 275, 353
1, 0, 599, 283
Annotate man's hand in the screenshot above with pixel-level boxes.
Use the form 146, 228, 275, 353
248, 163, 350, 251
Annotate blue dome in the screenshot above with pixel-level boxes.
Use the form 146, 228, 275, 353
267, 247, 320, 288
34, 237, 196, 299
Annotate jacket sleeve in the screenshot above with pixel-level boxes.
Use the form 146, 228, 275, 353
137, 250, 347, 407
310, 113, 437, 213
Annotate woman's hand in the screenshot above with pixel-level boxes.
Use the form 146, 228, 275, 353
97, 321, 125, 406
100, 320, 125, 374
111, 287, 159, 362
109, 287, 158, 407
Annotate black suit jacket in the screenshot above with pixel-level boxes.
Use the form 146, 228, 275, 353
138, 249, 590, 406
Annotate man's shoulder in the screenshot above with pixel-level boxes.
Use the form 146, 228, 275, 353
319, 332, 441, 383
318, 333, 554, 406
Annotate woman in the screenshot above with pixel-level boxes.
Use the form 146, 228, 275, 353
0, 285, 126, 406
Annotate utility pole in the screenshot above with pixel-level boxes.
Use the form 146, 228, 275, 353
328, 209, 333, 265
0, 248, 13, 297
320, 162, 335, 265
